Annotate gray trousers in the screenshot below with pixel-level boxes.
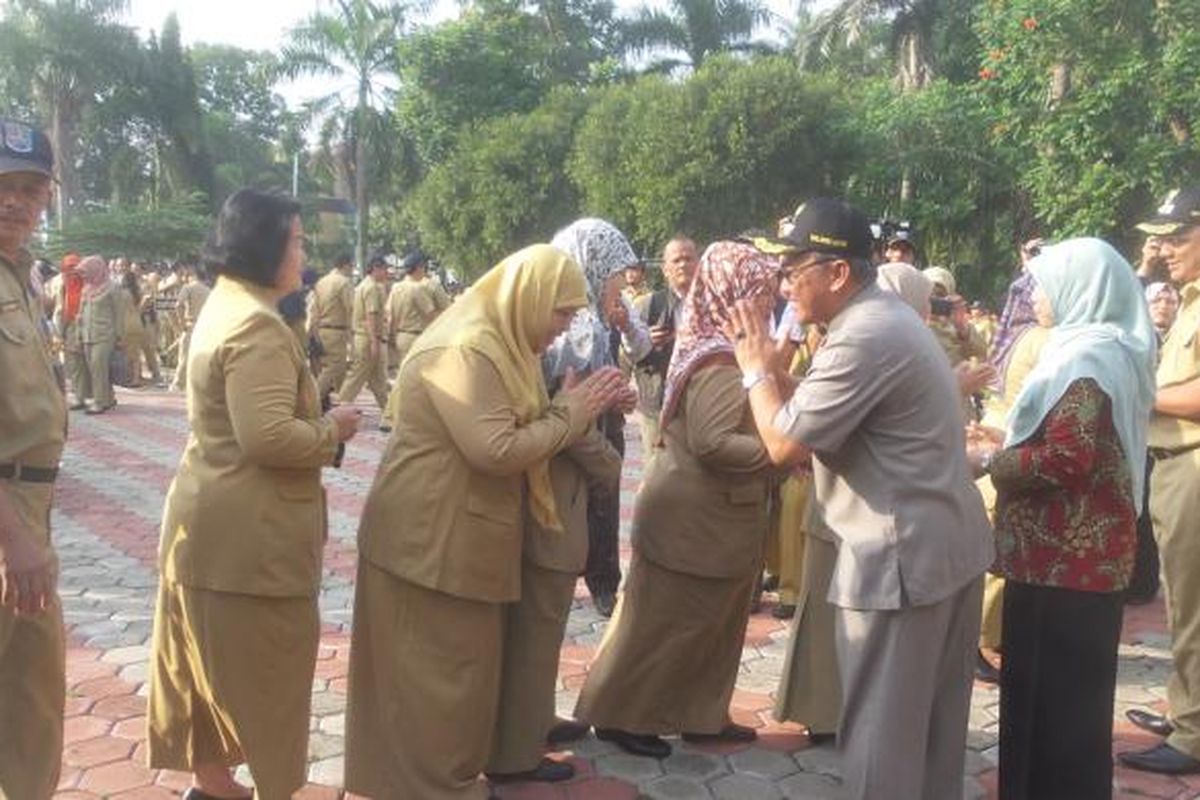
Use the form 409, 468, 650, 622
835, 576, 983, 800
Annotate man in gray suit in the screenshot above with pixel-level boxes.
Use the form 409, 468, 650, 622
729, 198, 994, 800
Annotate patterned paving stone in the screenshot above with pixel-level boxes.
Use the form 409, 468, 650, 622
44, 388, 1183, 798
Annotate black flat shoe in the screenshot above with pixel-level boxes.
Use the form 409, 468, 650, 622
807, 731, 836, 746
682, 722, 758, 744
772, 603, 796, 620
182, 788, 253, 800
547, 717, 590, 745
595, 727, 671, 759
1118, 743, 1200, 775
487, 757, 575, 783
975, 650, 1000, 685
1127, 708, 1174, 738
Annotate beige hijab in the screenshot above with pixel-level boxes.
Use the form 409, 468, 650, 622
407, 244, 588, 532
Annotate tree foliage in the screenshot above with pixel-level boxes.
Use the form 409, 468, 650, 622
45, 194, 211, 261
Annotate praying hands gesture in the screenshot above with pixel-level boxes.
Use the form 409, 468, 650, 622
562, 366, 634, 417
723, 299, 777, 377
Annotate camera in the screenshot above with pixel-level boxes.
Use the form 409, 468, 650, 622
930, 297, 955, 317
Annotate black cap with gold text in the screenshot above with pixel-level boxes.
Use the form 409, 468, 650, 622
1137, 187, 1200, 236
0, 119, 54, 178
749, 197, 873, 260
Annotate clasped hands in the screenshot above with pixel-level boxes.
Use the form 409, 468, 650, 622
562, 366, 637, 417
965, 422, 1005, 475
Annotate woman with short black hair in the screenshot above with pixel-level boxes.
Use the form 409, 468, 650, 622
146, 188, 361, 800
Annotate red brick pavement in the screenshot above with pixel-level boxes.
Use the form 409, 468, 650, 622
47, 387, 1192, 799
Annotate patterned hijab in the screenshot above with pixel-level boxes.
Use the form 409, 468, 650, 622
660, 241, 780, 428
79, 255, 110, 300
1006, 238, 1157, 511
543, 218, 639, 378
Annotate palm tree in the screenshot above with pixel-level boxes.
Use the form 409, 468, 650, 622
620, 0, 776, 73
280, 0, 409, 270
0, 0, 137, 225
799, 0, 939, 91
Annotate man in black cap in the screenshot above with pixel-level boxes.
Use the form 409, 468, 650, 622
1120, 186, 1200, 775
380, 249, 450, 430
733, 198, 993, 799
0, 118, 68, 798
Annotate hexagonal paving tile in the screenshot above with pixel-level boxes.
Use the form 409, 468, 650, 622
594, 752, 665, 783
639, 773, 714, 799
709, 773, 783, 800
727, 748, 799, 781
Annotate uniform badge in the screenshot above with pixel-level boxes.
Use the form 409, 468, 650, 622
1159, 189, 1179, 216
2, 121, 34, 154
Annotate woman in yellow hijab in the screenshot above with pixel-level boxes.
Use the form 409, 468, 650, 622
344, 244, 627, 800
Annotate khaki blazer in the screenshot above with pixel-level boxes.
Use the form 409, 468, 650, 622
358, 347, 590, 603
176, 280, 210, 329
351, 277, 385, 338
159, 276, 339, 598
80, 284, 124, 345
386, 279, 440, 337
524, 425, 622, 574
634, 362, 774, 579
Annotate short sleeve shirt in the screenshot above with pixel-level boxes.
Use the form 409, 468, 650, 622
1150, 277, 1200, 452
776, 285, 993, 610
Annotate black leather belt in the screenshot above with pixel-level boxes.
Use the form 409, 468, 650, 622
320, 325, 348, 330
397, 329, 423, 335
0, 463, 59, 483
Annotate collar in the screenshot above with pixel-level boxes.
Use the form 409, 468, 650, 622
0, 248, 33, 287
216, 274, 278, 309
824, 282, 875, 334
1182, 275, 1200, 304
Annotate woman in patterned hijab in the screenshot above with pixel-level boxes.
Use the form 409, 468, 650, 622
544, 218, 652, 378
574, 241, 781, 759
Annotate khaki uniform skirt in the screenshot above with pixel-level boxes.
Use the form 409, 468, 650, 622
773, 533, 841, 734
574, 554, 754, 735
146, 580, 319, 800
345, 559, 500, 800
487, 563, 578, 774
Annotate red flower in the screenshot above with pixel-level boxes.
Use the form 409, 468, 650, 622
1022, 17, 1038, 30
979, 67, 997, 80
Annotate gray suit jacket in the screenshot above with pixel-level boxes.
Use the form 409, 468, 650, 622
777, 285, 993, 611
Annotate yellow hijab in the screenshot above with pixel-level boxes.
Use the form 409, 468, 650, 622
408, 243, 588, 532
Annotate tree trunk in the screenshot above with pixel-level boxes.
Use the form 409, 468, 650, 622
896, 28, 932, 206
355, 80, 368, 272
49, 96, 80, 229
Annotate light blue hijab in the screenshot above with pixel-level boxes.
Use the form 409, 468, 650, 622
1006, 238, 1157, 511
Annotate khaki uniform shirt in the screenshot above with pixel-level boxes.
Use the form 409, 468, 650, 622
357, 347, 589, 603
352, 277, 385, 339
778, 285, 993, 611
176, 280, 211, 330
311, 270, 354, 330
386, 278, 442, 337
159, 276, 339, 598
929, 317, 988, 367
0, 251, 67, 468
80, 284, 124, 345
634, 364, 774, 579
1150, 276, 1200, 452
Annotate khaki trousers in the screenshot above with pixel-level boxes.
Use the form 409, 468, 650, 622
774, 533, 840, 733
337, 334, 388, 410
172, 329, 193, 389
147, 581, 319, 800
345, 560, 498, 800
980, 574, 1005, 651
764, 475, 808, 606
141, 321, 162, 382
62, 322, 88, 405
835, 577, 983, 800
0, 480, 64, 800
381, 332, 421, 427
314, 329, 349, 398
487, 564, 577, 774
1152, 448, 1200, 758
85, 340, 115, 408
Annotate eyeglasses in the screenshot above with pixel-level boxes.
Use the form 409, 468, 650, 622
781, 256, 838, 282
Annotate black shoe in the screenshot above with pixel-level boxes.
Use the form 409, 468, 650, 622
1127, 708, 1174, 738
547, 718, 590, 745
1118, 742, 1200, 775
682, 722, 758, 744
182, 788, 253, 800
487, 757, 575, 784
593, 591, 616, 618
379, 424, 392, 433
975, 650, 1000, 685
807, 731, 836, 746
595, 727, 671, 759
772, 603, 796, 620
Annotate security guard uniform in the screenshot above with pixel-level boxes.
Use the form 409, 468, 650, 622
0, 249, 68, 799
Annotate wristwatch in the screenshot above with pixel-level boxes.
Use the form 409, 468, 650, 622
741, 370, 770, 391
